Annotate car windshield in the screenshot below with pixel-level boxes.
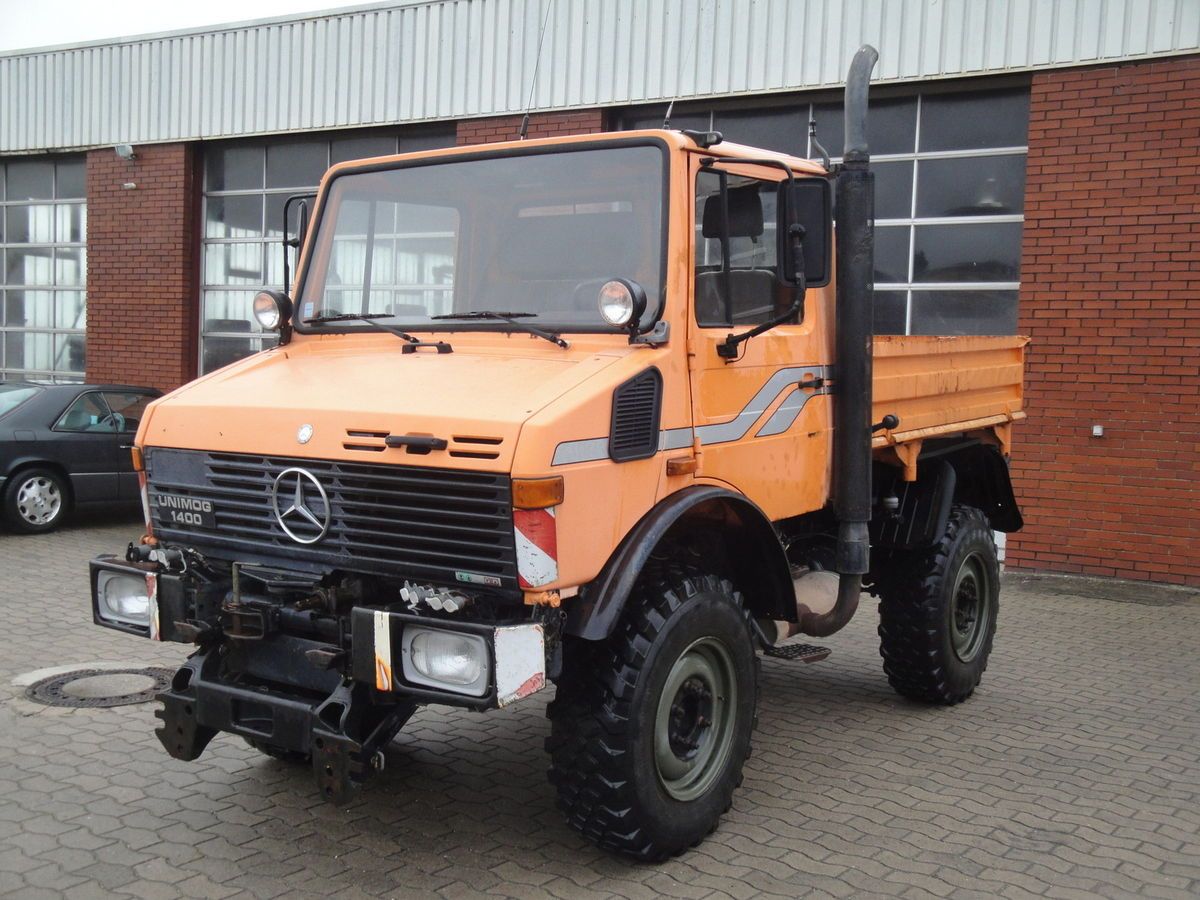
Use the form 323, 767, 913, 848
296, 143, 665, 333
0, 384, 39, 417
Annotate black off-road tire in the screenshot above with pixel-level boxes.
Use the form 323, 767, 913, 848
546, 564, 759, 861
878, 505, 1000, 705
243, 737, 310, 764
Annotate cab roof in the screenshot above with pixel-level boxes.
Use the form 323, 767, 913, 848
323, 128, 827, 182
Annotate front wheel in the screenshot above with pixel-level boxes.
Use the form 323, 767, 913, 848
877, 505, 1000, 704
4, 468, 68, 533
546, 565, 758, 861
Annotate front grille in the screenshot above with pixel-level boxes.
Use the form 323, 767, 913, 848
145, 449, 517, 589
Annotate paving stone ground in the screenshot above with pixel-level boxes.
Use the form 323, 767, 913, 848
1, 514, 1198, 899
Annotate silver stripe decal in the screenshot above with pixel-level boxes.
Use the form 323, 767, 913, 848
659, 428, 694, 451
551, 437, 610, 466
754, 386, 831, 437
550, 364, 829, 466
694, 365, 831, 445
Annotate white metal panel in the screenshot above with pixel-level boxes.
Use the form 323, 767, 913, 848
1, 0, 1198, 153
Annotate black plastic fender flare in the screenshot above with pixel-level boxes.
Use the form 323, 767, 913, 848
564, 485, 795, 641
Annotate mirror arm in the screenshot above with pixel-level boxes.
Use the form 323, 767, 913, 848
715, 273, 801, 362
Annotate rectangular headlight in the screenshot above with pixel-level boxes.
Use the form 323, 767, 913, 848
401, 626, 489, 697
96, 570, 155, 629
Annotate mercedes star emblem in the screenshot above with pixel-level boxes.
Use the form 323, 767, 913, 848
270, 467, 331, 544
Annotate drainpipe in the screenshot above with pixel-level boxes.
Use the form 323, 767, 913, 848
799, 45, 879, 637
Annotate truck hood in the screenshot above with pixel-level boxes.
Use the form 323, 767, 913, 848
140, 338, 625, 471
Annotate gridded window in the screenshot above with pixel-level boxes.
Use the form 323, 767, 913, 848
200, 128, 454, 374
623, 86, 1028, 335
0, 158, 87, 382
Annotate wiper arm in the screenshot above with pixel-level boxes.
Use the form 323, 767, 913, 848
303, 312, 420, 344
430, 310, 569, 348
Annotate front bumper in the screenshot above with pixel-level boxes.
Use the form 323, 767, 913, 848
90, 553, 548, 799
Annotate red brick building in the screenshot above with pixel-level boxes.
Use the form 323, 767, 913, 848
1, 2, 1197, 584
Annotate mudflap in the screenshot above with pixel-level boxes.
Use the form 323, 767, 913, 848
154, 645, 416, 805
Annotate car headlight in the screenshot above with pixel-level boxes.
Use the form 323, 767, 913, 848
96, 571, 153, 627
401, 627, 488, 696
597, 278, 647, 328
253, 290, 293, 331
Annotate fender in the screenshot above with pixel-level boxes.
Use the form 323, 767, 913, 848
872, 444, 1023, 552
565, 485, 795, 640
948, 443, 1023, 533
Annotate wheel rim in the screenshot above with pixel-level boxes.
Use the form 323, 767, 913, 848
653, 636, 737, 802
950, 552, 991, 662
15, 475, 62, 526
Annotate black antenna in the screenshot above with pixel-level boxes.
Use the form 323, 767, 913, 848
661, 0, 705, 129
519, 0, 556, 140
809, 116, 831, 169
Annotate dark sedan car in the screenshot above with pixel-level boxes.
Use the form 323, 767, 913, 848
0, 382, 162, 533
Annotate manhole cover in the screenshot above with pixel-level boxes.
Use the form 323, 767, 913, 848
25, 667, 174, 708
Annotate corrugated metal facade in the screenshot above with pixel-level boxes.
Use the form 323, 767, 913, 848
2, 0, 1198, 153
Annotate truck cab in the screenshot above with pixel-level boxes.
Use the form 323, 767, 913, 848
90, 48, 1025, 860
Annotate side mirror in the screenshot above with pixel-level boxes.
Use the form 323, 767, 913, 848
778, 178, 833, 287
282, 193, 317, 294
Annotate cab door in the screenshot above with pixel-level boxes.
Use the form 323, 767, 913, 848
686, 157, 835, 521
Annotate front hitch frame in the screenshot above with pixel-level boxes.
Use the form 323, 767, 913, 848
155, 644, 416, 804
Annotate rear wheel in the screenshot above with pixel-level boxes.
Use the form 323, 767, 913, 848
546, 564, 758, 860
4, 468, 68, 533
877, 505, 999, 704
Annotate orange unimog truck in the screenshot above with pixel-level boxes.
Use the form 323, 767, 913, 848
90, 48, 1026, 859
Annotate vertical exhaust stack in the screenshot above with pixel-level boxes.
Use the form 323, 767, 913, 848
800, 45, 879, 637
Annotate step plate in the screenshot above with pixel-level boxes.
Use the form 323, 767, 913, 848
763, 643, 831, 663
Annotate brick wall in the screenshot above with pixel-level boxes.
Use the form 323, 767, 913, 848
1006, 55, 1200, 585
456, 109, 607, 145
85, 143, 198, 391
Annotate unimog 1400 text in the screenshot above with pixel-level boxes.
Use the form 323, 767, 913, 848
91, 48, 1026, 859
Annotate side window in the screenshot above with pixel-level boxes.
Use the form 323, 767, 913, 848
55, 393, 115, 433
694, 171, 782, 327
101, 392, 154, 432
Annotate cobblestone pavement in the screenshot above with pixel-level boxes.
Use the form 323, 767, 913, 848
1, 516, 1198, 899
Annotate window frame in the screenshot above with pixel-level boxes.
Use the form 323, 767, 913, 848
291, 137, 673, 338
52, 390, 116, 434
0, 156, 88, 382
692, 167, 789, 329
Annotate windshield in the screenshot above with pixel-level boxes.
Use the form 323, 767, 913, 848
296, 143, 666, 332
0, 384, 39, 418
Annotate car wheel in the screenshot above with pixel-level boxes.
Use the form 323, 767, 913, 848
546, 563, 759, 860
4, 468, 69, 533
877, 505, 1000, 705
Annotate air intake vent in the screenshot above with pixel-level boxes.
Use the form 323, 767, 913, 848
609, 368, 662, 462
344, 428, 389, 453
449, 435, 504, 459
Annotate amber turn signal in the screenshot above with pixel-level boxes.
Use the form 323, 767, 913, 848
666, 456, 697, 476
130, 446, 145, 472
512, 476, 564, 509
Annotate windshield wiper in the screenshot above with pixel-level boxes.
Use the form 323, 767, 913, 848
303, 312, 420, 344
429, 311, 569, 348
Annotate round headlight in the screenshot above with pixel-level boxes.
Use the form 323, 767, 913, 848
253, 290, 292, 331
598, 280, 636, 327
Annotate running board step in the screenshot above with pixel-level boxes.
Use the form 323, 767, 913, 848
762, 643, 831, 663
